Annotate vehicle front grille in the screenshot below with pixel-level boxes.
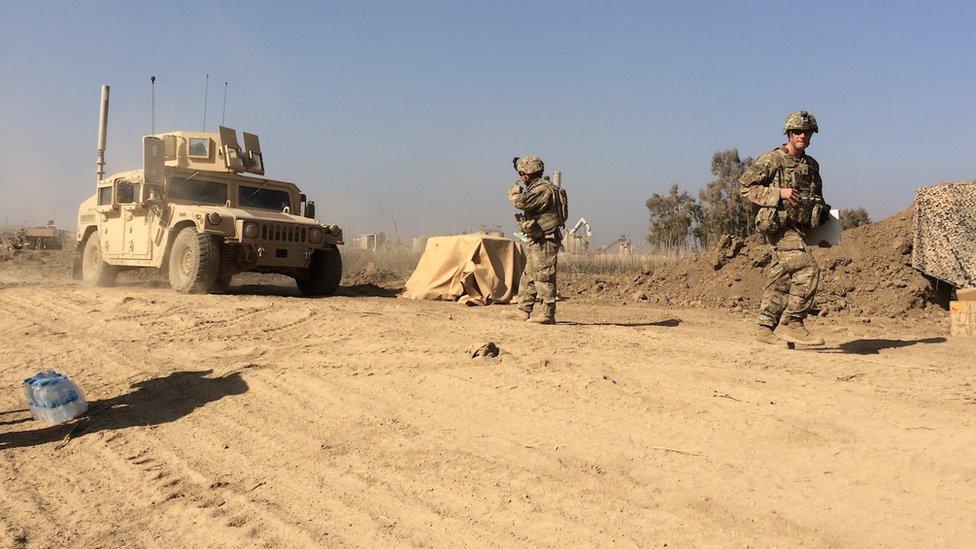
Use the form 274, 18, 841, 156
257, 223, 307, 244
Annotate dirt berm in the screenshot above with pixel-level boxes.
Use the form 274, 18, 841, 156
564, 206, 945, 319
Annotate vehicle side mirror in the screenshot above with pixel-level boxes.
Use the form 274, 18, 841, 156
305, 200, 316, 219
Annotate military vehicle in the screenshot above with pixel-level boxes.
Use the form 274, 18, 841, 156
73, 85, 344, 294
19, 221, 65, 250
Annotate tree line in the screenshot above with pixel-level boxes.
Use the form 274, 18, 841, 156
645, 150, 872, 252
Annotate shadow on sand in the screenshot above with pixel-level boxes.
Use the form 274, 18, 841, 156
337, 284, 402, 298
227, 283, 302, 297
561, 318, 682, 328
225, 283, 402, 299
831, 337, 947, 355
0, 370, 248, 451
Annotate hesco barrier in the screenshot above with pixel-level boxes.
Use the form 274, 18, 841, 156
912, 181, 976, 288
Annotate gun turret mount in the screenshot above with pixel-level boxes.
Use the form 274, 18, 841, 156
152, 126, 264, 175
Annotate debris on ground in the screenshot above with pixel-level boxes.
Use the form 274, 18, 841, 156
472, 342, 500, 358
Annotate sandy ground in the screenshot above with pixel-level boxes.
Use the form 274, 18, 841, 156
1, 255, 974, 547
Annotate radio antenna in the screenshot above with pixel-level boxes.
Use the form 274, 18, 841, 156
202, 74, 210, 131
221, 81, 228, 126
150, 76, 156, 135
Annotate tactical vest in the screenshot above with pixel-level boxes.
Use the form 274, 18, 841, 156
754, 148, 824, 234
520, 177, 568, 236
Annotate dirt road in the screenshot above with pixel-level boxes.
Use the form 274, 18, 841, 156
1, 265, 973, 546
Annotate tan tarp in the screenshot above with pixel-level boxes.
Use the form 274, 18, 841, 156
402, 235, 525, 305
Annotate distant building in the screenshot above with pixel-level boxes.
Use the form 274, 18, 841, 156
354, 232, 386, 251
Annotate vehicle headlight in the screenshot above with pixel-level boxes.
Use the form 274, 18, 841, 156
308, 227, 323, 243
207, 212, 222, 225
243, 221, 259, 239
329, 224, 341, 236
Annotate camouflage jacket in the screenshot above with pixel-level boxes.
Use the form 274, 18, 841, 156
509, 177, 561, 240
739, 146, 823, 208
739, 146, 827, 249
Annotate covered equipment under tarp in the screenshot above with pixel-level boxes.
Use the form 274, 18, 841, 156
402, 235, 525, 305
912, 181, 976, 288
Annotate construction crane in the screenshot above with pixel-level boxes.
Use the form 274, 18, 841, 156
564, 217, 592, 254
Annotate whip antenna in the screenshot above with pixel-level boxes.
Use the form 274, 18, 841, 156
150, 76, 156, 135
221, 81, 228, 126
202, 73, 210, 131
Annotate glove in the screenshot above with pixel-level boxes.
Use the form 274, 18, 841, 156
819, 202, 832, 226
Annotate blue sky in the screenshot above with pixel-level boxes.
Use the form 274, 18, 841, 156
1, 1, 974, 247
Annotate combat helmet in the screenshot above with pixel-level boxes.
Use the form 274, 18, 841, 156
783, 110, 818, 134
514, 155, 545, 175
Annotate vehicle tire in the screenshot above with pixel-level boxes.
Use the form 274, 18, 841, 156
81, 232, 118, 286
167, 227, 220, 293
297, 246, 342, 296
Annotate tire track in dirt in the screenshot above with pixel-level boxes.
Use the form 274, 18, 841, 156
234, 358, 656, 540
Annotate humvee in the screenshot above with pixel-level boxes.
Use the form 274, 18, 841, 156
73, 85, 343, 295
20, 221, 65, 250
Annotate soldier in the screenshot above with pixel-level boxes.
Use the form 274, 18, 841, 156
504, 155, 567, 324
739, 111, 831, 346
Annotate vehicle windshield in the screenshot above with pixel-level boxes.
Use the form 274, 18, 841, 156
168, 177, 228, 205
240, 185, 291, 211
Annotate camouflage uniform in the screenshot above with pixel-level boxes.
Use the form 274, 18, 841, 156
740, 144, 825, 329
509, 160, 562, 321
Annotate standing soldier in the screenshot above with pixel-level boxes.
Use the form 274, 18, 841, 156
504, 155, 568, 325
740, 111, 831, 346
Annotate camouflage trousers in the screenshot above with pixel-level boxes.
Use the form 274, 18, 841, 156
518, 238, 559, 317
758, 234, 820, 328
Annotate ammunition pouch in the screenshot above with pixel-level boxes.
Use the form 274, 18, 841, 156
787, 198, 816, 228
535, 211, 563, 233
517, 217, 545, 240
755, 206, 785, 234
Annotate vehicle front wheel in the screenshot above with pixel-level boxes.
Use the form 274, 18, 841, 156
297, 247, 342, 296
167, 227, 220, 293
81, 232, 118, 286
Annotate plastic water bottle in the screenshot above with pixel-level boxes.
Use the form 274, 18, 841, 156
58, 376, 87, 423
24, 370, 55, 422
23, 376, 39, 420
31, 377, 53, 423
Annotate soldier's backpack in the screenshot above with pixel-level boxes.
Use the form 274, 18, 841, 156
536, 179, 569, 233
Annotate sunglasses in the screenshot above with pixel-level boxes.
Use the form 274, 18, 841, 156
789, 129, 814, 136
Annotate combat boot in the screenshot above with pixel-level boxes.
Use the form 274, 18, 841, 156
777, 320, 825, 346
754, 325, 779, 345
527, 314, 555, 325
502, 309, 530, 321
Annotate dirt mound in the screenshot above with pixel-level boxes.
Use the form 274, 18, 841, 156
564, 205, 943, 318
343, 261, 405, 287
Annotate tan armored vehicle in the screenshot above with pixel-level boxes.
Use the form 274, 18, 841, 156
20, 221, 65, 250
73, 85, 344, 294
